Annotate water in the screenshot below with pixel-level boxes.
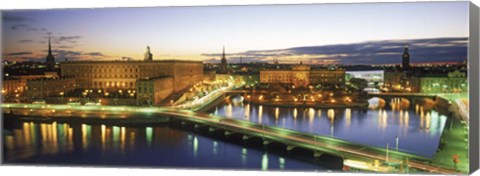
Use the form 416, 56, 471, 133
3, 121, 328, 171
211, 100, 448, 158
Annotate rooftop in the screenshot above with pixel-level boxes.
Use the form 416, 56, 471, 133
60, 59, 202, 64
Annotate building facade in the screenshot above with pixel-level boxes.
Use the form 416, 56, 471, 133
2, 78, 26, 98
136, 76, 174, 105
260, 64, 345, 89
25, 77, 76, 100
383, 44, 467, 93
418, 70, 468, 93
2, 72, 60, 98
384, 70, 467, 93
60, 60, 203, 92
346, 70, 384, 87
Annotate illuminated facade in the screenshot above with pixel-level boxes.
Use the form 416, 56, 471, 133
25, 77, 76, 99
418, 70, 468, 93
384, 45, 467, 93
2, 78, 25, 97
136, 76, 174, 105
384, 70, 467, 93
2, 72, 60, 97
260, 64, 345, 88
60, 60, 203, 92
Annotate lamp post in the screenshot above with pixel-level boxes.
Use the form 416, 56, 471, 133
395, 136, 399, 151
386, 142, 389, 163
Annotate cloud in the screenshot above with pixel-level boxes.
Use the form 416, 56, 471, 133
4, 52, 33, 56
57, 36, 82, 42
85, 52, 106, 57
57, 45, 75, 49
11, 24, 28, 30
3, 15, 36, 22
37, 49, 108, 60
202, 37, 468, 64
18, 39, 33, 43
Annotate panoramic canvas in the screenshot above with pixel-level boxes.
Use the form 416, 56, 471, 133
1, 2, 474, 175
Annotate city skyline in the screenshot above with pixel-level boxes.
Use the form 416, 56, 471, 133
2, 2, 474, 174
2, 2, 468, 64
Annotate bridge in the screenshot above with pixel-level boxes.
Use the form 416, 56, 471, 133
367, 92, 437, 102
1, 103, 461, 174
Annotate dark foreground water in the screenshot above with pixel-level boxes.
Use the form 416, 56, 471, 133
3, 121, 331, 171
211, 100, 448, 158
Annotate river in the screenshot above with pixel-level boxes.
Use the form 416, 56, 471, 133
210, 98, 448, 158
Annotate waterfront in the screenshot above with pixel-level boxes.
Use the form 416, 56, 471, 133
3, 121, 331, 171
210, 97, 448, 158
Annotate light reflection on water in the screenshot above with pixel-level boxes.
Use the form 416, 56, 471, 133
3, 122, 326, 171
212, 100, 448, 158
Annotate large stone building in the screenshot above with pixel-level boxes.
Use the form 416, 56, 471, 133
418, 70, 467, 93
136, 76, 174, 105
2, 72, 60, 98
25, 77, 76, 100
260, 63, 345, 89
384, 70, 467, 93
2, 78, 25, 98
60, 60, 203, 92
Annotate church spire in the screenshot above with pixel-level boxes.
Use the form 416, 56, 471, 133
45, 36, 56, 70
222, 45, 225, 60
48, 36, 52, 55
220, 46, 227, 73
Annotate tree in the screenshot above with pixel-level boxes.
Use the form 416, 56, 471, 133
349, 78, 368, 91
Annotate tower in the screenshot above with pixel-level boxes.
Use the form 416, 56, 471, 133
45, 36, 56, 70
144, 46, 153, 61
402, 45, 410, 71
220, 46, 227, 72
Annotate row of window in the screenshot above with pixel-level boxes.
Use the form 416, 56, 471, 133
92, 81, 135, 87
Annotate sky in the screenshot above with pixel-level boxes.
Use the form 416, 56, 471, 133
1, 2, 469, 64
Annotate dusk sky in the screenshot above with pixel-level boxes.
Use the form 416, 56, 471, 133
1, 2, 469, 64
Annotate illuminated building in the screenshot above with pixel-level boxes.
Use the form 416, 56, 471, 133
418, 70, 467, 93
2, 78, 25, 97
383, 45, 467, 93
2, 72, 60, 99
25, 77, 76, 99
260, 62, 345, 89
136, 76, 174, 105
60, 60, 203, 92
203, 70, 216, 82
346, 70, 384, 87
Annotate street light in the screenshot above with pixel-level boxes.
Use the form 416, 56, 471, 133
395, 136, 399, 151
386, 143, 389, 163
